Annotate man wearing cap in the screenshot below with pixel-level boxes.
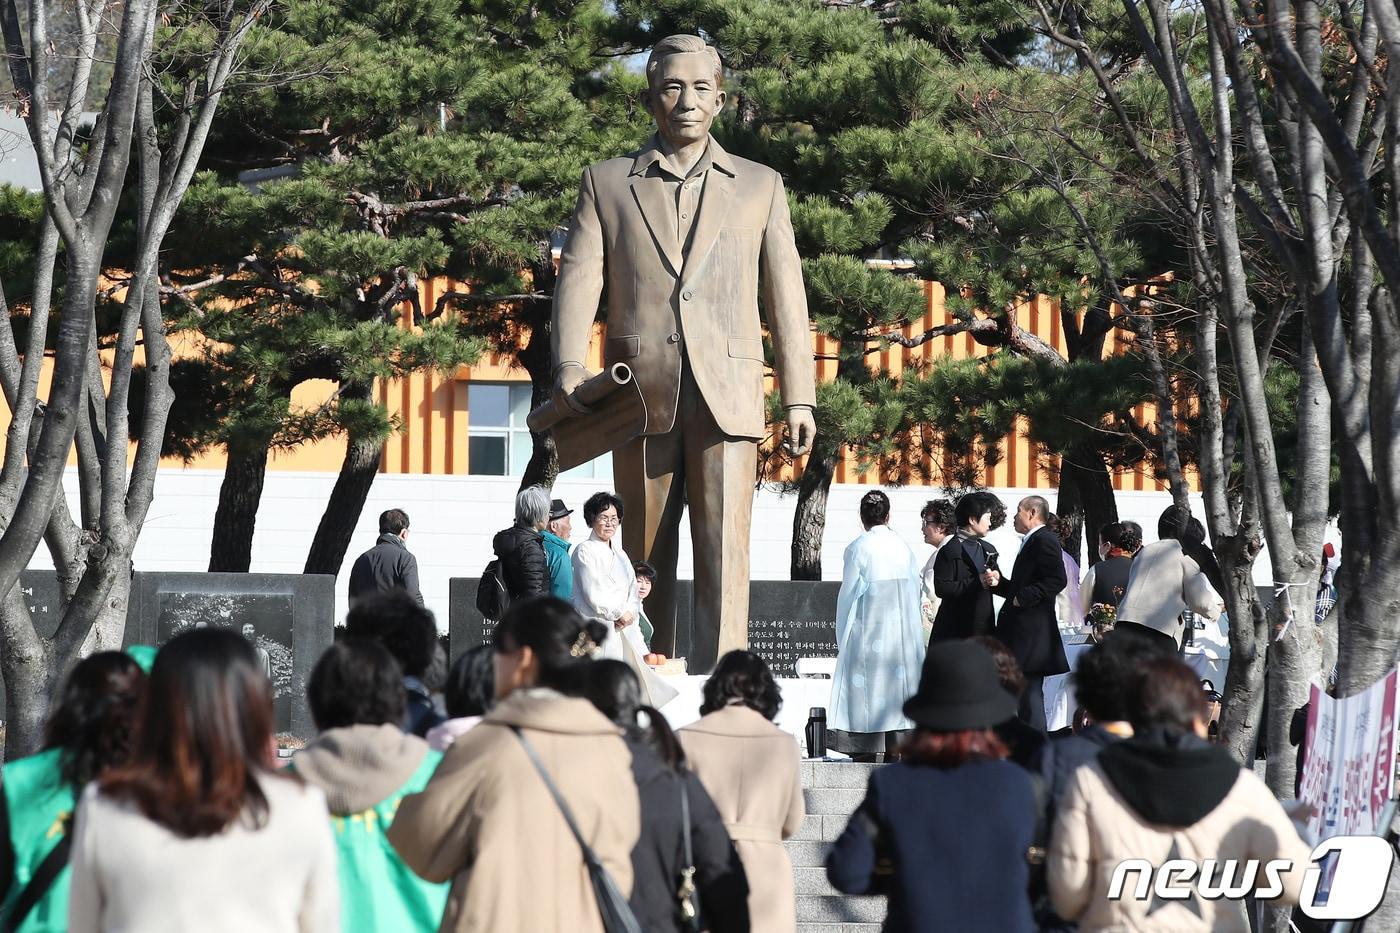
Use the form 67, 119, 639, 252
542, 499, 575, 600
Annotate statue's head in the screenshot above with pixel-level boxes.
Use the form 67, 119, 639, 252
644, 35, 726, 149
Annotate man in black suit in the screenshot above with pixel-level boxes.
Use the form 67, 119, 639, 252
993, 495, 1068, 731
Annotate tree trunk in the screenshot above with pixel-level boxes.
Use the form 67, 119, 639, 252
209, 438, 272, 572
66, 549, 134, 654
517, 303, 559, 491
0, 585, 52, 760
305, 384, 384, 576
789, 432, 838, 581
1057, 440, 1117, 567
1214, 527, 1268, 764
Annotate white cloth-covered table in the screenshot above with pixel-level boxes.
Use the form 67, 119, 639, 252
1043, 629, 1229, 731
658, 675, 832, 749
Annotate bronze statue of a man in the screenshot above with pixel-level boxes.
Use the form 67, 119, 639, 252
551, 34, 816, 665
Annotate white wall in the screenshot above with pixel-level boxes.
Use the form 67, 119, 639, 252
31, 468, 1262, 630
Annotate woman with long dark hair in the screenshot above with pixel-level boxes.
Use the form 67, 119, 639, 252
581, 660, 749, 932
678, 651, 804, 933
67, 628, 339, 932
388, 597, 638, 933
0, 652, 145, 932
827, 640, 1037, 932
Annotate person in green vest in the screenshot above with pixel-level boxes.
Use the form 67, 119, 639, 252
294, 638, 448, 933
0, 650, 148, 932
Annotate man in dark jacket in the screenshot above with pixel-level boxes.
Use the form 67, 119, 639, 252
492, 486, 551, 600
349, 509, 424, 606
994, 496, 1068, 732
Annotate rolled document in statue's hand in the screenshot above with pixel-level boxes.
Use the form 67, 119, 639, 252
527, 363, 633, 433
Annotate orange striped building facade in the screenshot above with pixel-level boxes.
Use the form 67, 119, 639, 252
361, 277, 1179, 494
12, 274, 1178, 494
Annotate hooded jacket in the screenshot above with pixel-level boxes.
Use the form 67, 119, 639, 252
491, 527, 548, 600
1048, 729, 1312, 931
387, 689, 638, 933
293, 724, 447, 933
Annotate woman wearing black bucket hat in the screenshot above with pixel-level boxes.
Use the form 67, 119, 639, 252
826, 640, 1037, 932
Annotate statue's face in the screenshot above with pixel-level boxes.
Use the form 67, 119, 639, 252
646, 51, 725, 148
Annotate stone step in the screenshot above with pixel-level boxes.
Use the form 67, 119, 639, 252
790, 813, 851, 842
803, 786, 866, 816
792, 760, 887, 930
797, 895, 886, 923
800, 759, 878, 788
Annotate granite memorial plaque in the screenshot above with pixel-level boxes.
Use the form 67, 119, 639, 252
127, 573, 334, 737
743, 581, 840, 677
447, 577, 494, 663
18, 570, 64, 639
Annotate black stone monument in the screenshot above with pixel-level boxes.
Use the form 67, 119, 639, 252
448, 577, 835, 675
127, 572, 335, 737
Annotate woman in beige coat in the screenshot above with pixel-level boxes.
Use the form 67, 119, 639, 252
389, 598, 638, 933
679, 651, 805, 933
1049, 658, 1311, 932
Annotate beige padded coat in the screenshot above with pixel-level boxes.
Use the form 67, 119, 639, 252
387, 688, 638, 933
1048, 759, 1312, 931
679, 705, 805, 933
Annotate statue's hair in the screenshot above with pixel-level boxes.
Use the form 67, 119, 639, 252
646, 35, 723, 88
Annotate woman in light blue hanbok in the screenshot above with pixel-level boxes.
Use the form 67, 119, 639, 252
829, 491, 927, 759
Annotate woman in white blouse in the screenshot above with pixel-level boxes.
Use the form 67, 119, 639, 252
571, 491, 676, 705
571, 491, 647, 660
68, 627, 338, 933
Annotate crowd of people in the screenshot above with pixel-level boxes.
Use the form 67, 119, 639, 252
2, 590, 1316, 933
830, 490, 1232, 753
0, 485, 1324, 933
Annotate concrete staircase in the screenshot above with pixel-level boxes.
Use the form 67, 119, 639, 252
789, 760, 886, 932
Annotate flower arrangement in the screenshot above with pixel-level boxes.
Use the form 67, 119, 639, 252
1086, 602, 1117, 643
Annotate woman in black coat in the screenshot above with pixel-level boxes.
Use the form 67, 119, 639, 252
583, 660, 750, 933
929, 492, 1000, 642
828, 640, 1036, 933
492, 486, 550, 599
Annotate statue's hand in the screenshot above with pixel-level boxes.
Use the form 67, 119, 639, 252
553, 363, 591, 415
784, 407, 816, 456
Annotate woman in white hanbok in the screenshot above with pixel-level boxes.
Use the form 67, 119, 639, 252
918, 498, 956, 642
571, 491, 677, 706
829, 491, 926, 758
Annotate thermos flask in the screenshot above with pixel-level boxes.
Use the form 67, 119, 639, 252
805, 707, 827, 759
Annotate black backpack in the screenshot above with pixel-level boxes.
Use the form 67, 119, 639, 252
476, 559, 510, 621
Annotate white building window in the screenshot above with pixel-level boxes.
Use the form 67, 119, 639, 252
466, 382, 612, 480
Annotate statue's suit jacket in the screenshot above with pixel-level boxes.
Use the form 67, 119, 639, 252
553, 136, 816, 438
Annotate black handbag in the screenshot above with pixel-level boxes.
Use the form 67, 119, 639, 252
677, 778, 702, 932
512, 727, 643, 933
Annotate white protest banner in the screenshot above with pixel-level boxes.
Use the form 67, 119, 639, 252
1297, 666, 1398, 911
1299, 667, 1398, 842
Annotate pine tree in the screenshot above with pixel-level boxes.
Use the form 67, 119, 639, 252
163, 0, 650, 572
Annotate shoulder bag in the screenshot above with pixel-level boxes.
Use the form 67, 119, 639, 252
677, 778, 701, 932
511, 727, 642, 933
